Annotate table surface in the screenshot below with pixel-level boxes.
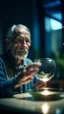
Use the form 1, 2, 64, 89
0, 91, 64, 114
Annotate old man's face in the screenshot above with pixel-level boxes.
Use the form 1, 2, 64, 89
11, 27, 31, 60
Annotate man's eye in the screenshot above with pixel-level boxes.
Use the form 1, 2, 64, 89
14, 39, 31, 44
26, 40, 30, 43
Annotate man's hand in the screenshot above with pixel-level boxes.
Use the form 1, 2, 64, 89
32, 80, 47, 89
14, 62, 41, 88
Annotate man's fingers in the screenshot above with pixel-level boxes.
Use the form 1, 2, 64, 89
14, 77, 33, 88
17, 68, 39, 84
33, 82, 47, 89
23, 78, 33, 84
23, 68, 39, 76
19, 77, 33, 84
38, 82, 47, 88
26, 62, 41, 70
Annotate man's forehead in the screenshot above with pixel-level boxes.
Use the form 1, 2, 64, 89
18, 28, 30, 39
19, 28, 29, 35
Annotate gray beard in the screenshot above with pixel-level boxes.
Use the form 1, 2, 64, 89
11, 48, 29, 60
15, 52, 28, 60
13, 50, 29, 60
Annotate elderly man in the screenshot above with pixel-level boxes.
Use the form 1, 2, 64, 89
0, 24, 46, 97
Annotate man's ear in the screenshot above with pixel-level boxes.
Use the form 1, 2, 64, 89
5, 38, 12, 49
5, 38, 9, 44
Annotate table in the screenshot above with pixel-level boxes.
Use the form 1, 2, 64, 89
0, 92, 64, 114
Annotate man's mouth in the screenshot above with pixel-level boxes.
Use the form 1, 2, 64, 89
17, 47, 27, 51
16, 48, 28, 55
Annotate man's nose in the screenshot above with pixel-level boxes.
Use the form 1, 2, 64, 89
22, 40, 27, 46
20, 39, 27, 47
23, 39, 26, 44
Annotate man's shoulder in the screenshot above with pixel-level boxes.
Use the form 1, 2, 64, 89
0, 54, 7, 67
0, 53, 7, 61
0, 54, 4, 61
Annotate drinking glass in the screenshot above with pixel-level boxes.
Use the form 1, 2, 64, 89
34, 58, 56, 83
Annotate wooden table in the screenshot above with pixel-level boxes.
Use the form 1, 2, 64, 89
0, 91, 64, 114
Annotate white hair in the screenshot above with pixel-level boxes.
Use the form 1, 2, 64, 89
6, 24, 31, 38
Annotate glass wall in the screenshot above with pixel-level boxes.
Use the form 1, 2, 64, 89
43, 0, 63, 80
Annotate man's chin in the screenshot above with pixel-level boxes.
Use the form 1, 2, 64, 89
15, 53, 28, 60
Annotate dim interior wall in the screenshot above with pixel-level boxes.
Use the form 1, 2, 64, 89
0, 24, 3, 54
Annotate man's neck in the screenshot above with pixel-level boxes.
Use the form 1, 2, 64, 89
15, 58, 23, 66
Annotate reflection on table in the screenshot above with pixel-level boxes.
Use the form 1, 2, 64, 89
0, 89, 64, 114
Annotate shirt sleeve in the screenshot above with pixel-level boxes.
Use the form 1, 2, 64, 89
0, 59, 18, 97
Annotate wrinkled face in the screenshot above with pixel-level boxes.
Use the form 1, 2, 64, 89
10, 28, 31, 60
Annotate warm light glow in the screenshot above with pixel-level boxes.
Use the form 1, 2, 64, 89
42, 77, 49, 82
41, 103, 50, 114
41, 90, 50, 96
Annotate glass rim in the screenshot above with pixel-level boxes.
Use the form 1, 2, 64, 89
34, 58, 55, 61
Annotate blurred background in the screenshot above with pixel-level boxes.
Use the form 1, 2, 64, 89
0, 0, 64, 83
